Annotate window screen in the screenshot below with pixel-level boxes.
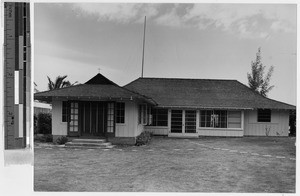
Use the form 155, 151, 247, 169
257, 109, 271, 122
116, 102, 125, 123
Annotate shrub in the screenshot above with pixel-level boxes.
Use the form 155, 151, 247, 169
34, 114, 38, 134
136, 131, 152, 146
37, 134, 53, 143
37, 113, 52, 134
56, 136, 68, 145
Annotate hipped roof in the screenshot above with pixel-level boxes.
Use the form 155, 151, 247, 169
34, 73, 156, 105
125, 77, 295, 110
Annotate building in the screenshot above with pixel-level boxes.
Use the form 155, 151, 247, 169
34, 101, 52, 114
34, 73, 296, 144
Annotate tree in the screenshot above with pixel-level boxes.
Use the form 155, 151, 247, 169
247, 47, 274, 97
47, 75, 78, 90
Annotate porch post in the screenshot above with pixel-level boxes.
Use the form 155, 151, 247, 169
241, 110, 245, 135
168, 109, 171, 134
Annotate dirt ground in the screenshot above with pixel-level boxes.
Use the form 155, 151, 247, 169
34, 136, 296, 192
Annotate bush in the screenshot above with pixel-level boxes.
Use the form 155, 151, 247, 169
136, 131, 152, 146
37, 134, 53, 143
34, 114, 38, 134
37, 113, 52, 134
56, 136, 68, 145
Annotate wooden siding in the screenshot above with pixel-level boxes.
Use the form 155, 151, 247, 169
244, 110, 289, 136
115, 101, 142, 137
52, 99, 141, 138
52, 99, 68, 136
145, 126, 168, 135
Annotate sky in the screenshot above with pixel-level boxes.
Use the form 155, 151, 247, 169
34, 2, 297, 105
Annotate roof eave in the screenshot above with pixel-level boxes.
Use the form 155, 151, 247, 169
34, 95, 157, 105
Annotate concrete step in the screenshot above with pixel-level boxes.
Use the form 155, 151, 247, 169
65, 145, 115, 149
65, 142, 112, 147
70, 138, 107, 143
65, 138, 114, 149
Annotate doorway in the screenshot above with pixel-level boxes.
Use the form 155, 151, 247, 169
79, 101, 107, 137
170, 110, 197, 134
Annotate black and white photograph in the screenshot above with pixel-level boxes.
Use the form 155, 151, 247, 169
1, 0, 298, 195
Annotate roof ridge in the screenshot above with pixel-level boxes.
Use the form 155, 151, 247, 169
137, 77, 237, 81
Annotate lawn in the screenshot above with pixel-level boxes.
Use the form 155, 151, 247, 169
34, 136, 296, 192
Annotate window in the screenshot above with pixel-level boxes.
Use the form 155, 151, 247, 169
149, 108, 168, 126
228, 111, 242, 128
62, 101, 69, 122
200, 110, 227, 128
116, 102, 125, 123
138, 104, 148, 125
107, 103, 114, 133
257, 109, 271, 122
69, 102, 79, 132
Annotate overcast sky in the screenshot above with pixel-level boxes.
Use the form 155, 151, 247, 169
34, 3, 296, 105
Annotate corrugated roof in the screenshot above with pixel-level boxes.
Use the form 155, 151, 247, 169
34, 74, 156, 105
124, 77, 295, 110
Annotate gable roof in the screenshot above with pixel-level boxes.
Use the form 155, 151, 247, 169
85, 73, 116, 85
124, 77, 295, 110
34, 74, 156, 105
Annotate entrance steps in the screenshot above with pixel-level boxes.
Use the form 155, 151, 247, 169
65, 138, 114, 149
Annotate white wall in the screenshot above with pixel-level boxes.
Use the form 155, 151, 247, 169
135, 104, 144, 136
115, 101, 143, 137
244, 110, 289, 136
51, 99, 68, 136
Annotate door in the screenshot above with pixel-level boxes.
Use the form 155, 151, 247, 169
171, 110, 183, 133
185, 110, 197, 133
68, 102, 79, 136
170, 110, 197, 134
80, 102, 107, 137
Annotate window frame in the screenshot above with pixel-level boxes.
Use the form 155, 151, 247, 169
147, 108, 168, 127
62, 101, 69, 122
199, 110, 228, 128
257, 109, 271, 122
227, 111, 242, 129
107, 102, 114, 133
138, 104, 148, 125
116, 102, 125, 124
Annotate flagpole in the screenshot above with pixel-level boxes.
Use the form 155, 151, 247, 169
141, 16, 146, 78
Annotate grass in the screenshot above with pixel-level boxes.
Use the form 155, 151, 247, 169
34, 136, 296, 192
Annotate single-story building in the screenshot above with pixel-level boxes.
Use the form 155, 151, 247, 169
34, 73, 296, 144
34, 101, 52, 114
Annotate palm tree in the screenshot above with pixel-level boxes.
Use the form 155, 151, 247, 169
47, 75, 78, 90
34, 82, 39, 93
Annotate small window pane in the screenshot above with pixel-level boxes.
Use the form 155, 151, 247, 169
257, 109, 271, 122
148, 108, 168, 126
62, 101, 69, 122
116, 102, 125, 123
200, 110, 227, 128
